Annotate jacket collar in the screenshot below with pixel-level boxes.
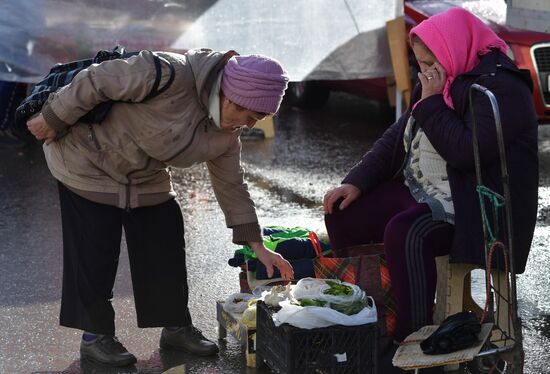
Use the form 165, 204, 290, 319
459, 48, 502, 77
458, 48, 533, 91
198, 50, 239, 108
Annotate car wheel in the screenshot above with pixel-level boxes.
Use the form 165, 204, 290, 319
284, 81, 330, 109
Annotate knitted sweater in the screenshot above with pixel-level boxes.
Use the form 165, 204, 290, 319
403, 117, 455, 224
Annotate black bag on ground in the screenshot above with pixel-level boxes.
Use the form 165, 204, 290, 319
13, 46, 175, 137
420, 311, 482, 355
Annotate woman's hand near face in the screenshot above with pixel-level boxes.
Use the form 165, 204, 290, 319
323, 183, 361, 214
418, 61, 447, 100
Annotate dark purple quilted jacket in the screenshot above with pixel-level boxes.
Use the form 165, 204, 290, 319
343, 50, 538, 274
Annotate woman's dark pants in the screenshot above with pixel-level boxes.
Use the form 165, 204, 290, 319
325, 179, 454, 341
58, 182, 192, 335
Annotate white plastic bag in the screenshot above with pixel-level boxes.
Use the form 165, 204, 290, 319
292, 278, 364, 304
262, 284, 292, 307
274, 297, 377, 329
290, 277, 329, 299
223, 293, 255, 314
273, 278, 378, 329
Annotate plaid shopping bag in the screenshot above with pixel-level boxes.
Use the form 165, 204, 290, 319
310, 232, 361, 284
336, 244, 397, 338
310, 233, 360, 284
310, 231, 397, 338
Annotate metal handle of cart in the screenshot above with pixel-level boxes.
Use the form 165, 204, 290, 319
469, 84, 523, 371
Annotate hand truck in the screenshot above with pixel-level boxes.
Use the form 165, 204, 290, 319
466, 83, 524, 374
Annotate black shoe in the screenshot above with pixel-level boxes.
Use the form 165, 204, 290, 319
80, 335, 137, 367
160, 325, 219, 356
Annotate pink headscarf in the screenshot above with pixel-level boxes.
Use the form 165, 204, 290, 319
409, 7, 507, 109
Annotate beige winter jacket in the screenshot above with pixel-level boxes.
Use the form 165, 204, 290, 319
41, 49, 261, 243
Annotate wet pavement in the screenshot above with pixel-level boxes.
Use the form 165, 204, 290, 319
1, 92, 549, 373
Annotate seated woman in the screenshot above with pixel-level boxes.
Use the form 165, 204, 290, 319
323, 7, 538, 342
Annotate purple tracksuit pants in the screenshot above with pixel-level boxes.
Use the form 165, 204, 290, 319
325, 179, 454, 341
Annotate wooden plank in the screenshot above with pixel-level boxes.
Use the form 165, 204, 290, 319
255, 117, 275, 138
386, 16, 412, 106
392, 323, 493, 370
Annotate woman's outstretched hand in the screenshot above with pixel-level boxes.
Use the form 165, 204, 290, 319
249, 241, 294, 280
323, 183, 361, 214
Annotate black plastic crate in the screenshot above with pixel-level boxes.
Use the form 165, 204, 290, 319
256, 301, 377, 374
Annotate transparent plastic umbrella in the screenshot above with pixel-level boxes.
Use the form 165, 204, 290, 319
0, 0, 216, 83
0, 0, 402, 83
171, 0, 403, 81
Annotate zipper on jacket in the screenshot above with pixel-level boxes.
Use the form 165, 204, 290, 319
190, 80, 212, 135
88, 124, 101, 150
124, 115, 210, 210
125, 157, 152, 211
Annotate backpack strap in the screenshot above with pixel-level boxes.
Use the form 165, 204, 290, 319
145, 54, 175, 100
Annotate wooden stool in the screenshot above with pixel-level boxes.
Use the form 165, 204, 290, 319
434, 255, 514, 346
254, 117, 275, 138
433, 255, 515, 372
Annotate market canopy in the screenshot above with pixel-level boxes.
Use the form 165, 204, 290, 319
171, 0, 403, 81
0, 0, 402, 83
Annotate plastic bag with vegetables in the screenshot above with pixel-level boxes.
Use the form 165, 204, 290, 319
273, 277, 377, 328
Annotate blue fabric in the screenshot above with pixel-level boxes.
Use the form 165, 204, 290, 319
82, 332, 98, 341
235, 226, 332, 262
262, 227, 285, 236
269, 237, 328, 260
250, 258, 314, 280
228, 235, 330, 266
262, 226, 330, 258
246, 259, 257, 272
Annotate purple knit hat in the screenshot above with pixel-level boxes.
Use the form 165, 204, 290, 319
221, 54, 289, 114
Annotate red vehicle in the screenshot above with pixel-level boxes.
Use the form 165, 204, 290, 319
286, 0, 550, 124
